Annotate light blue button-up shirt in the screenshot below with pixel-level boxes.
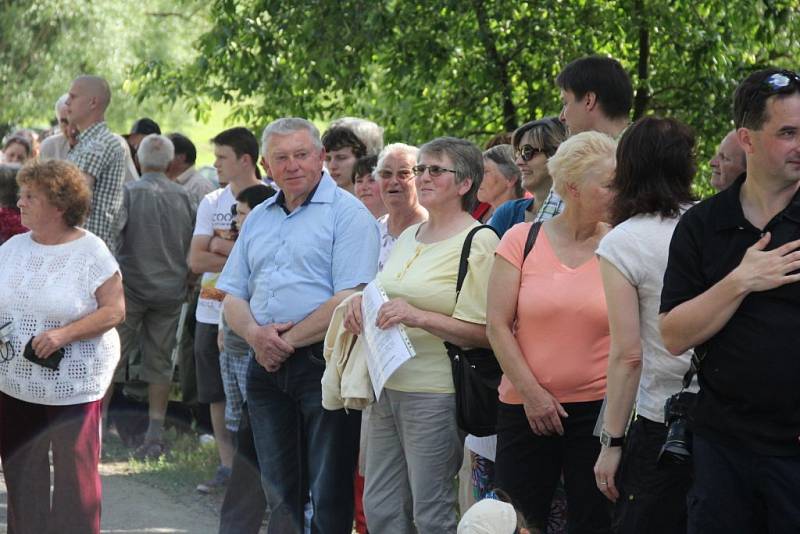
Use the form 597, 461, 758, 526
217, 172, 380, 325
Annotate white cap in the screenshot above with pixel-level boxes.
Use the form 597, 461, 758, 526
457, 498, 517, 534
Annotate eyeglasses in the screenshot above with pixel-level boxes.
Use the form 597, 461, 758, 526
412, 164, 457, 177
377, 169, 415, 181
514, 144, 545, 162
740, 70, 800, 127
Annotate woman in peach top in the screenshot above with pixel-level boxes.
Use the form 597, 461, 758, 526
486, 131, 617, 534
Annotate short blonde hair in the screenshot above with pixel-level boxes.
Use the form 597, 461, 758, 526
547, 131, 617, 197
17, 160, 91, 227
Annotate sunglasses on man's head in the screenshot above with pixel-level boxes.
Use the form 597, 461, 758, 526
740, 70, 800, 127
514, 144, 545, 162
761, 70, 800, 92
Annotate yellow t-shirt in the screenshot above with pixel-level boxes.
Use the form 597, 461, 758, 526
377, 222, 498, 393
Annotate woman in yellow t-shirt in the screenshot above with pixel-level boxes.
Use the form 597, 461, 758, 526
344, 137, 498, 533
486, 131, 617, 533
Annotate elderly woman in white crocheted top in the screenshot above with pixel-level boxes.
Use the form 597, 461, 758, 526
0, 160, 125, 534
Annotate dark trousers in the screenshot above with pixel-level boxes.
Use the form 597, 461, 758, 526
219, 403, 268, 534
614, 416, 692, 534
688, 434, 800, 534
495, 400, 611, 534
178, 287, 199, 405
0, 393, 102, 534
246, 343, 361, 534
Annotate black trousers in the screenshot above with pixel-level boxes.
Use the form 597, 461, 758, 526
495, 400, 611, 534
614, 416, 692, 534
218, 403, 268, 534
688, 434, 800, 534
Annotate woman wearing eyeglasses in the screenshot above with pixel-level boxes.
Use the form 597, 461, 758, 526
352, 143, 425, 534
487, 131, 617, 533
489, 117, 568, 237
343, 137, 498, 533
374, 143, 428, 271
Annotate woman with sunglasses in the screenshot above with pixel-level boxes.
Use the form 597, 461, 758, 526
343, 137, 498, 533
489, 117, 568, 236
487, 131, 617, 533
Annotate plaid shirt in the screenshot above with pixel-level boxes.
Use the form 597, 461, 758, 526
67, 121, 125, 250
534, 188, 564, 222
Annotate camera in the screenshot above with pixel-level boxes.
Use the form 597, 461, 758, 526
657, 390, 697, 467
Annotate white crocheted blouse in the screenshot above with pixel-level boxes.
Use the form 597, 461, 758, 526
0, 231, 121, 405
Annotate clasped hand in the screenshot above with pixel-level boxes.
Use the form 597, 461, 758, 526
247, 321, 294, 372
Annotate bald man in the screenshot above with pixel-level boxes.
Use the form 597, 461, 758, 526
709, 130, 746, 192
66, 75, 126, 250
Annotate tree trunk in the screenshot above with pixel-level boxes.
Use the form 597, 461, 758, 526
471, 0, 517, 132
632, 0, 651, 120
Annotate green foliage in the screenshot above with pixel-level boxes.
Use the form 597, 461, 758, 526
132, 0, 800, 192
0, 0, 209, 134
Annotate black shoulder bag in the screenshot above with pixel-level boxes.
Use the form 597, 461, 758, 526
444, 222, 540, 437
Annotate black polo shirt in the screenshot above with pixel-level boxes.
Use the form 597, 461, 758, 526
661, 175, 800, 456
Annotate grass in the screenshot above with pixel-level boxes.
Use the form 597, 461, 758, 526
103, 427, 220, 493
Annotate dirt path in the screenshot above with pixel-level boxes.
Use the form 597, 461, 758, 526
0, 460, 220, 533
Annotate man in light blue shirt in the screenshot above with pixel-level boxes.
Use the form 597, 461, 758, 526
218, 117, 379, 534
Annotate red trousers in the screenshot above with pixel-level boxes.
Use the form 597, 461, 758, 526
354, 469, 368, 534
0, 392, 102, 534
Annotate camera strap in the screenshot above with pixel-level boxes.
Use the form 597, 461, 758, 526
681, 349, 704, 390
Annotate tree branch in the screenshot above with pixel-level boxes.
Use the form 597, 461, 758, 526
470, 0, 517, 132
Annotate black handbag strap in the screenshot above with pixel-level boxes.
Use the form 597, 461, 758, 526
456, 225, 499, 299
523, 221, 543, 261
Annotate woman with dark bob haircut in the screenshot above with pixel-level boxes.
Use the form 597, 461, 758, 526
593, 117, 698, 534
0, 159, 125, 533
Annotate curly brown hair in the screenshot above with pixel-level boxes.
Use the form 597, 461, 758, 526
17, 160, 92, 227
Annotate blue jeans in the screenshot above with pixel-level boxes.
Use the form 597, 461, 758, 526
689, 434, 800, 534
246, 343, 361, 534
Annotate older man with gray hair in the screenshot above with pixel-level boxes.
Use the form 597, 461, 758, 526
115, 134, 196, 459
39, 94, 77, 161
218, 117, 380, 533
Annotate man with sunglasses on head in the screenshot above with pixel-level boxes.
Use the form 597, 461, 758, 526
660, 68, 800, 533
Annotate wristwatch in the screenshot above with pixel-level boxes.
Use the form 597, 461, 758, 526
599, 429, 625, 448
